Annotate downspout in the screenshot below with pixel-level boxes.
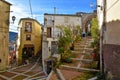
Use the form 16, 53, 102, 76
101, 0, 106, 73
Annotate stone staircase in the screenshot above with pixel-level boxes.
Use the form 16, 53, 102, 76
47, 37, 100, 80
60, 37, 99, 72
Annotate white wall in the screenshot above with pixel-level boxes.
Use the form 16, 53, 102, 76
54, 15, 81, 26
97, 0, 104, 29
106, 0, 120, 22
44, 14, 82, 38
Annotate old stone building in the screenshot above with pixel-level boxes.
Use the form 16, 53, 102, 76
43, 13, 82, 60
42, 13, 82, 73
44, 13, 82, 38
77, 11, 96, 35
0, 0, 11, 70
43, 12, 96, 58
17, 18, 42, 64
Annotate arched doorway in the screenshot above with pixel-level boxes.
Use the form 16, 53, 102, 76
82, 13, 96, 37
85, 20, 92, 36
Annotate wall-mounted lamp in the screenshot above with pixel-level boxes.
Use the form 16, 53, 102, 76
97, 5, 103, 10
12, 16, 16, 23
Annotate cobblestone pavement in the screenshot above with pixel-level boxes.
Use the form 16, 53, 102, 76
0, 58, 47, 80
60, 69, 81, 80
49, 71, 59, 80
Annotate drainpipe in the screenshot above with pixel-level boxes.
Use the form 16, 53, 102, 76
97, 0, 103, 72
100, 0, 106, 73
103, 0, 106, 73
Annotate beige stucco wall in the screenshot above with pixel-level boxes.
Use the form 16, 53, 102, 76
105, 21, 120, 44
105, 0, 120, 44
34, 20, 42, 54
0, 1, 11, 70
18, 19, 42, 64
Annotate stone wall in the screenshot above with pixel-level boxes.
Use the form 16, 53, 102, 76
0, 0, 11, 70
103, 44, 120, 78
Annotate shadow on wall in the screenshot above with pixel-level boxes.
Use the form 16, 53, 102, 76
105, 20, 120, 44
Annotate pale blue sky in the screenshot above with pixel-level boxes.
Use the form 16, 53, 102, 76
6, 0, 96, 32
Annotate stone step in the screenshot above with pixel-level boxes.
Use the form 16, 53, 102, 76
74, 43, 86, 45
71, 58, 93, 62
74, 45, 93, 49
73, 51, 85, 53
74, 45, 88, 47
74, 45, 86, 48
71, 51, 85, 54
86, 50, 93, 53
74, 48, 85, 51
88, 77, 97, 80
74, 44, 86, 46
75, 41, 87, 44
60, 65, 100, 72
74, 50, 91, 55
74, 48, 93, 50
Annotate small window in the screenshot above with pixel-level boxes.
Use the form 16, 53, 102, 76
47, 27, 51, 37
25, 22, 32, 32
50, 16, 53, 20
26, 34, 31, 41
0, 59, 1, 63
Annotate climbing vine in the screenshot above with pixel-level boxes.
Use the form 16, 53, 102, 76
91, 17, 100, 49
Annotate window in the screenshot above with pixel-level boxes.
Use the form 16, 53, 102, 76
26, 34, 31, 40
0, 59, 1, 63
50, 16, 53, 20
47, 27, 51, 37
25, 22, 32, 32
